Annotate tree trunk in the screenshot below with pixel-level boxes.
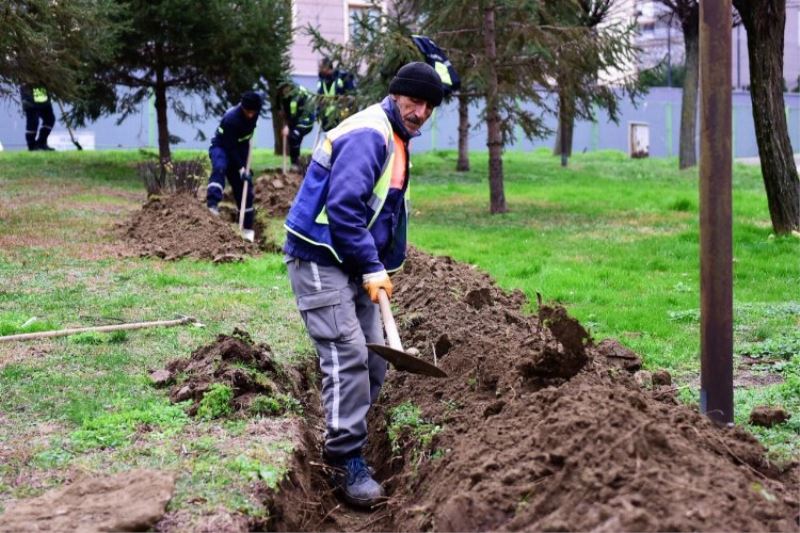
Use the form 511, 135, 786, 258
734, 0, 800, 233
554, 86, 575, 166
456, 93, 470, 172
483, 3, 506, 214
679, 23, 699, 169
153, 43, 171, 164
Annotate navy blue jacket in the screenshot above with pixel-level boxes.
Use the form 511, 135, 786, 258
284, 97, 418, 275
210, 104, 258, 170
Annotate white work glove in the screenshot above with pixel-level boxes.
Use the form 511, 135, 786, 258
362, 269, 392, 303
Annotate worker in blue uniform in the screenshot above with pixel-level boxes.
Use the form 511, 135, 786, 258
206, 91, 263, 241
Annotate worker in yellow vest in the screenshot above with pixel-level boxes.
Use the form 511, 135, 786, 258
20, 85, 55, 151
284, 62, 444, 509
316, 57, 355, 131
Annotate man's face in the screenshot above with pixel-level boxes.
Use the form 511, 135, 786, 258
242, 108, 257, 120
392, 94, 434, 134
319, 65, 333, 78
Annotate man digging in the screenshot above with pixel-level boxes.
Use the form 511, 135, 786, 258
206, 91, 262, 242
283, 62, 444, 508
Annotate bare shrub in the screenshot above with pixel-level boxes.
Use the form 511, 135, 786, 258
137, 158, 207, 196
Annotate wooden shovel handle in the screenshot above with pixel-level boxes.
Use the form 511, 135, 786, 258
377, 289, 403, 351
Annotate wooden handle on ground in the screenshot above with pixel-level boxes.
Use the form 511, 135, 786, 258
0, 316, 196, 343
377, 289, 403, 351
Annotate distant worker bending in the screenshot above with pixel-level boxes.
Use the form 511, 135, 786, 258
278, 80, 316, 172
206, 91, 262, 242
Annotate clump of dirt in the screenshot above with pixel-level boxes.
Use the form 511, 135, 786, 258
121, 193, 262, 262
254, 170, 303, 218
750, 406, 790, 428
273, 246, 797, 532
153, 329, 306, 416
0, 469, 174, 532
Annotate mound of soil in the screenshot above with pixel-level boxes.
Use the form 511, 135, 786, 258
254, 170, 303, 218
122, 193, 260, 262
154, 329, 306, 416
273, 247, 798, 532
0, 470, 174, 532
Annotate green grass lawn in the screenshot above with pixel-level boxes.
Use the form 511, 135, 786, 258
0, 147, 798, 520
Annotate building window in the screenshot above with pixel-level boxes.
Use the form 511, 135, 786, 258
347, 2, 381, 41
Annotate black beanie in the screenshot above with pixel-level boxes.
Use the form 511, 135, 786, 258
389, 62, 444, 107
240, 91, 263, 112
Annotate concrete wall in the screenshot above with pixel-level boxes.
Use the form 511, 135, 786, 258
1, 87, 799, 159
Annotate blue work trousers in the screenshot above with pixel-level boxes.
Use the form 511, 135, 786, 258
206, 145, 254, 230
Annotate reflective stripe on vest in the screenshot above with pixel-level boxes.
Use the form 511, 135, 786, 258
434, 62, 452, 85
33, 88, 48, 104
309, 104, 400, 229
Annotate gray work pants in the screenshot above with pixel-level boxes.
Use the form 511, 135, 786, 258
285, 256, 387, 458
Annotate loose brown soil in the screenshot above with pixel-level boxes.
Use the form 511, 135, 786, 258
254, 170, 303, 218
155, 328, 309, 417
750, 406, 791, 428
272, 247, 799, 532
0, 469, 174, 532
121, 193, 263, 262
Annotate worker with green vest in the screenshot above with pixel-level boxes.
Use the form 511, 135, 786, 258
316, 57, 355, 131
20, 85, 55, 151
284, 62, 443, 508
278, 80, 316, 170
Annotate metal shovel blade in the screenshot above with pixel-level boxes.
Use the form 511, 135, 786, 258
367, 343, 448, 378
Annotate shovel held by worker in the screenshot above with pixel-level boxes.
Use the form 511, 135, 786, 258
367, 289, 447, 378
282, 127, 288, 174
239, 139, 253, 232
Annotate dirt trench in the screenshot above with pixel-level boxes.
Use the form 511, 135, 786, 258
268, 247, 799, 532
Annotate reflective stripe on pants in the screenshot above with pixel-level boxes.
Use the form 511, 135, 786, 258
285, 255, 387, 458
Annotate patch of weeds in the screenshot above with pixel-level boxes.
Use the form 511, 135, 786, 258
250, 395, 281, 416
667, 308, 700, 323
223, 419, 248, 436
249, 393, 303, 417
738, 332, 800, 361
70, 400, 189, 451
31, 442, 73, 469
108, 330, 128, 343
69, 332, 105, 345
388, 401, 442, 459
69, 330, 129, 345
196, 383, 233, 420
228, 454, 287, 490
678, 386, 700, 406
668, 198, 694, 212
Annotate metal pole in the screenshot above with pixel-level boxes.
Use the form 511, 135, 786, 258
699, 0, 733, 425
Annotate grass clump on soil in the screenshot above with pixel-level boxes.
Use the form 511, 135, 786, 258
196, 383, 234, 420
388, 401, 442, 457
70, 400, 189, 451
249, 393, 303, 417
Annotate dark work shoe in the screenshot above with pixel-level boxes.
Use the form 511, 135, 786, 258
328, 455, 385, 508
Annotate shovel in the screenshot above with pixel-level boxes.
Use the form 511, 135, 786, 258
239, 139, 253, 232
282, 128, 288, 174
367, 289, 447, 378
